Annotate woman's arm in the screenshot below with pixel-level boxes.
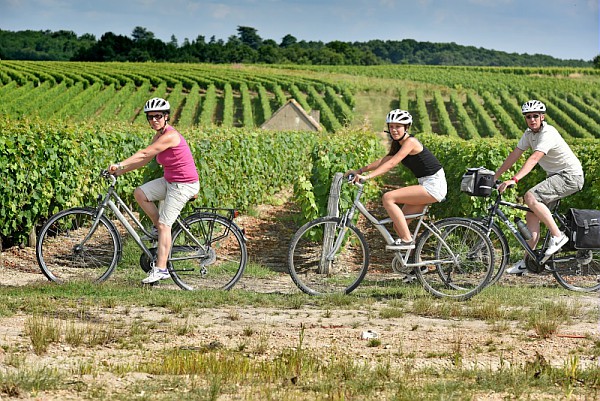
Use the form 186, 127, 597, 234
362, 139, 417, 180
109, 129, 180, 174
345, 156, 386, 177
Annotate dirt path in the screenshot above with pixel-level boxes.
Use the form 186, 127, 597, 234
1, 189, 599, 399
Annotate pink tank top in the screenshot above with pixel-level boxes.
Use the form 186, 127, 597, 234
156, 128, 199, 183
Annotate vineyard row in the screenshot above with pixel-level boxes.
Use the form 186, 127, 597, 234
1, 61, 599, 138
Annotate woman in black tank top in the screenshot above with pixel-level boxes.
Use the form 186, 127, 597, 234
344, 109, 447, 251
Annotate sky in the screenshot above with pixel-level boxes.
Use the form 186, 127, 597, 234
2, 0, 599, 61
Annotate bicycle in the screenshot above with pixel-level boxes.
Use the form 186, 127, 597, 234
287, 175, 495, 300
465, 182, 600, 292
36, 170, 248, 290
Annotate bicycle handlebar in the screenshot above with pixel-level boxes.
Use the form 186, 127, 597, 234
101, 170, 117, 186
346, 173, 366, 187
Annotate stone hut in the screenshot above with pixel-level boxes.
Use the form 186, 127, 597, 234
260, 99, 322, 132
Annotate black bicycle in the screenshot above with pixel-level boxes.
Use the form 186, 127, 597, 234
466, 183, 600, 292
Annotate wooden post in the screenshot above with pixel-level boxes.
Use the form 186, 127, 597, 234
320, 172, 343, 274
28, 227, 37, 248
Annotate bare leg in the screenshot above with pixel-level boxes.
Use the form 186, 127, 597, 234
382, 185, 437, 241
524, 191, 560, 238
525, 210, 541, 249
156, 222, 171, 269
134, 187, 170, 270
134, 187, 159, 227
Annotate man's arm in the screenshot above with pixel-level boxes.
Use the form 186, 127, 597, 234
494, 147, 524, 180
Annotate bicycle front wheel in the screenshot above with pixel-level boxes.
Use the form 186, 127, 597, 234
552, 248, 600, 292
36, 207, 121, 283
287, 216, 369, 296
168, 214, 247, 290
413, 218, 495, 300
474, 218, 510, 285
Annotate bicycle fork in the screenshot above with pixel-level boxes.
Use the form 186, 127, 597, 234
325, 213, 351, 261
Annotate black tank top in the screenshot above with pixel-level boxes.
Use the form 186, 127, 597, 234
400, 140, 442, 178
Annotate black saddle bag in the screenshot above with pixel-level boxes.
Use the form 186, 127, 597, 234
567, 208, 600, 249
460, 167, 495, 197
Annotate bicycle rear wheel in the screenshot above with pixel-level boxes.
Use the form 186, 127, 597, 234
413, 218, 495, 300
36, 207, 121, 283
287, 216, 369, 295
438, 217, 509, 286
551, 248, 600, 292
168, 214, 247, 290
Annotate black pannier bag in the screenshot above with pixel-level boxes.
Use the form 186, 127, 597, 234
567, 209, 600, 249
460, 167, 495, 197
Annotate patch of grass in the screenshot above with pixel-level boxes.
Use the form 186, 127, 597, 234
227, 308, 241, 321
242, 326, 255, 337
24, 314, 61, 354
379, 307, 404, 319
174, 317, 194, 336
0, 366, 62, 397
242, 262, 279, 279
526, 311, 561, 338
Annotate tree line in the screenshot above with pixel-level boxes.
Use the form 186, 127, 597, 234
0, 26, 597, 68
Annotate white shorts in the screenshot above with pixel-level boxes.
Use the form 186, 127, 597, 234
139, 177, 200, 227
418, 169, 447, 202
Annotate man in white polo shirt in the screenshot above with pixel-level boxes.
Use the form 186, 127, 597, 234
494, 100, 584, 274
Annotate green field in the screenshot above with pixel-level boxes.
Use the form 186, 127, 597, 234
2, 61, 600, 246
1, 61, 599, 137
2, 61, 600, 400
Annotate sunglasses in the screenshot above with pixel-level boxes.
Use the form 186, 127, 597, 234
146, 113, 164, 121
525, 114, 541, 120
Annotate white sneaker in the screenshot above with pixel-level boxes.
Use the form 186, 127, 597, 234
386, 238, 415, 250
506, 259, 528, 274
142, 268, 170, 284
545, 232, 568, 256
402, 274, 418, 284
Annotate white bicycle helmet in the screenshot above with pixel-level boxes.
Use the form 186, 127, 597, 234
521, 100, 546, 114
386, 109, 413, 125
144, 97, 170, 113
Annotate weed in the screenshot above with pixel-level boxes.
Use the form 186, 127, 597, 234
175, 318, 194, 336
0, 366, 62, 396
526, 311, 560, 338
254, 330, 270, 354
379, 307, 403, 319
227, 308, 241, 321
24, 314, 61, 355
4, 351, 25, 368
65, 321, 87, 347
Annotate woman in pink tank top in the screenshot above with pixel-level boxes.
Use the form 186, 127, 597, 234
108, 97, 199, 285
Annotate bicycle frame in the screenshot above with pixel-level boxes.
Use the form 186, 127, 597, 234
88, 173, 204, 264
328, 181, 458, 269
481, 191, 561, 267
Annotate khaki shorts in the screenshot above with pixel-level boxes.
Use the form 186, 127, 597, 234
418, 168, 447, 202
139, 177, 200, 227
530, 172, 584, 208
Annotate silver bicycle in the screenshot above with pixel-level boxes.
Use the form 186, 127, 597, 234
287, 175, 495, 300
36, 170, 247, 290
